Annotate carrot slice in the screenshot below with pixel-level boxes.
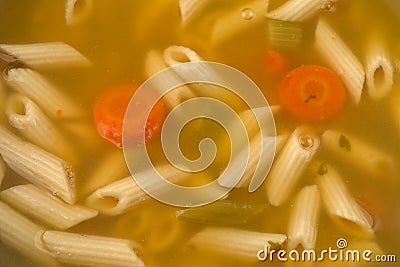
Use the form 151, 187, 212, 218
264, 50, 288, 77
279, 65, 346, 121
93, 84, 165, 147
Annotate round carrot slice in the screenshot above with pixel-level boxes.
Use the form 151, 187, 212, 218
279, 65, 346, 121
93, 84, 165, 147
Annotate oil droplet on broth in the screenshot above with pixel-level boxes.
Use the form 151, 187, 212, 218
298, 134, 315, 149
241, 8, 254, 20
319, 1, 336, 12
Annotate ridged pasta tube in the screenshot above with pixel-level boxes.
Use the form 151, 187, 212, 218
143, 48, 196, 109
65, 0, 93, 26
0, 201, 60, 267
0, 184, 98, 230
266, 0, 336, 22
315, 163, 373, 237
187, 226, 287, 261
266, 127, 320, 206
0, 126, 76, 204
80, 150, 129, 196
179, 0, 213, 26
38, 230, 145, 267
321, 129, 394, 179
315, 18, 365, 104
365, 38, 394, 100
4, 68, 84, 119
0, 155, 5, 185
86, 165, 187, 215
5, 93, 75, 161
0, 42, 91, 69
287, 185, 320, 250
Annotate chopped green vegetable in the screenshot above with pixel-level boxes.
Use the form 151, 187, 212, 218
268, 240, 282, 251
176, 200, 266, 227
317, 162, 328, 175
339, 134, 351, 152
268, 19, 303, 49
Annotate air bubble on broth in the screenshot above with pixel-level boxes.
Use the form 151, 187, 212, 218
241, 8, 255, 20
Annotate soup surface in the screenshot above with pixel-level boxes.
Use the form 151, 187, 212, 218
0, 0, 399, 266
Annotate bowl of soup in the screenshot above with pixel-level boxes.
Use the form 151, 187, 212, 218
0, 0, 399, 266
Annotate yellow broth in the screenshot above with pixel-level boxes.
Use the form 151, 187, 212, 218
0, 0, 399, 266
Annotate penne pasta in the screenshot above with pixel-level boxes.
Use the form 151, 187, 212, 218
65, 0, 93, 26
315, 18, 365, 104
266, 127, 320, 207
0, 81, 5, 124
179, 0, 213, 26
0, 155, 5, 185
287, 185, 320, 250
4, 68, 84, 119
163, 45, 203, 66
0, 126, 76, 204
0, 42, 91, 69
145, 212, 184, 253
80, 150, 129, 196
211, 0, 270, 46
321, 129, 394, 178
85, 176, 148, 216
0, 201, 60, 267
0, 184, 98, 230
144, 49, 169, 78
315, 162, 373, 236
365, 38, 394, 100
61, 119, 101, 149
187, 226, 287, 261
218, 107, 279, 189
389, 90, 400, 134
5, 93, 75, 161
266, 0, 336, 22
86, 165, 189, 215
143, 47, 196, 109
39, 230, 145, 267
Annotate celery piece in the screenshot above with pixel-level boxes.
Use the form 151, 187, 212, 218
176, 200, 266, 226
268, 19, 303, 49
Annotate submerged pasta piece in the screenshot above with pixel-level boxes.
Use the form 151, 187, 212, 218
266, 0, 335, 22
0, 184, 98, 230
187, 226, 287, 261
179, 0, 213, 26
266, 126, 320, 206
365, 38, 394, 100
65, 0, 93, 25
86, 165, 191, 215
315, 163, 373, 236
4, 68, 84, 119
5, 93, 75, 162
315, 18, 365, 104
321, 129, 394, 178
0, 127, 76, 204
211, 0, 270, 45
39, 230, 145, 267
287, 185, 320, 250
0, 81, 5, 124
0, 155, 5, 185
219, 107, 286, 190
85, 176, 146, 216
0, 201, 60, 267
143, 47, 196, 109
80, 150, 129, 196
163, 45, 203, 66
0, 42, 91, 69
